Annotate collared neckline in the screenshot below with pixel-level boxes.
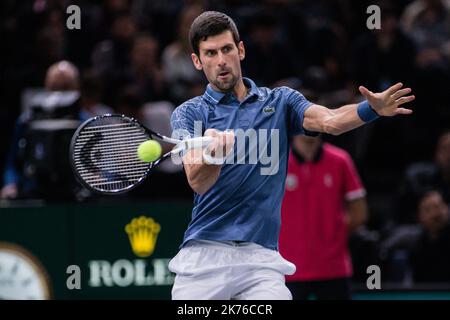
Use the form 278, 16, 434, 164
292, 141, 324, 164
203, 77, 260, 105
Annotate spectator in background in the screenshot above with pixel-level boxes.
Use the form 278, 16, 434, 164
127, 34, 166, 102
107, 34, 167, 105
279, 135, 368, 300
0, 61, 108, 200
92, 11, 137, 105
241, 10, 297, 87
15, 15, 66, 89
401, 0, 450, 71
45, 60, 80, 91
299, 1, 348, 83
353, 5, 416, 94
1, 61, 80, 199
92, 11, 137, 74
113, 85, 189, 200
400, 0, 450, 136
79, 70, 113, 119
131, 0, 186, 48
102, 0, 133, 27
411, 189, 450, 282
113, 85, 143, 119
379, 189, 450, 284
162, 5, 205, 104
396, 130, 450, 224
351, 4, 417, 172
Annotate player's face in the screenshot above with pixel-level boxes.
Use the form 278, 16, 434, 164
191, 30, 245, 92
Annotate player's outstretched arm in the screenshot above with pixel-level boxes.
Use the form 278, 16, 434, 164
303, 83, 415, 136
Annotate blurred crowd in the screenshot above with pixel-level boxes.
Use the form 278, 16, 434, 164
0, 0, 449, 287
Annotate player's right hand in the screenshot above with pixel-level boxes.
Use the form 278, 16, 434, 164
203, 128, 235, 165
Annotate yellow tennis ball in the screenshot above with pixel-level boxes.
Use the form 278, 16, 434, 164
137, 140, 162, 162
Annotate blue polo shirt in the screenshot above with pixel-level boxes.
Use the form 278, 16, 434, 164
170, 77, 314, 250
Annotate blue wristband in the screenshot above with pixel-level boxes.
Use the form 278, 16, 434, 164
357, 100, 379, 123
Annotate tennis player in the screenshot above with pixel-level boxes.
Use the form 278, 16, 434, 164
169, 11, 414, 300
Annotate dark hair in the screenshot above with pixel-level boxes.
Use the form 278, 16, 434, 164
415, 188, 445, 213
189, 11, 240, 56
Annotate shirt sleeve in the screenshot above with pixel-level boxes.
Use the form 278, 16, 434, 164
341, 152, 366, 201
284, 87, 317, 136
170, 100, 205, 140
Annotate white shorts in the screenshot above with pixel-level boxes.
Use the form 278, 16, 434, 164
168, 239, 296, 300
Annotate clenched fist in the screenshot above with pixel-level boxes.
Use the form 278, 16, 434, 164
203, 128, 235, 165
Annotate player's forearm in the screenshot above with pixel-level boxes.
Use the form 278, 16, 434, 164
185, 163, 221, 195
305, 83, 414, 135
183, 150, 222, 195
304, 101, 380, 136
323, 104, 367, 136
181, 129, 234, 195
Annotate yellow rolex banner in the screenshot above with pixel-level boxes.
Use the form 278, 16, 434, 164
0, 201, 192, 299
125, 216, 161, 258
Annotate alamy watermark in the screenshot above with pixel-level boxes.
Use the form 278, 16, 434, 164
66, 265, 81, 290
366, 265, 381, 290
65, 5, 381, 33
66, 5, 81, 30
171, 121, 280, 176
366, 5, 381, 30
67, 263, 382, 291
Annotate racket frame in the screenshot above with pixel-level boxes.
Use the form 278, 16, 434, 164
70, 114, 153, 194
69, 114, 211, 194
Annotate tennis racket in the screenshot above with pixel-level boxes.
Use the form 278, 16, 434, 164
70, 114, 212, 194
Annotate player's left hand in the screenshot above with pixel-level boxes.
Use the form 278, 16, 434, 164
358, 83, 414, 117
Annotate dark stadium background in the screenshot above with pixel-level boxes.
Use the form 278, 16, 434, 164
0, 0, 449, 299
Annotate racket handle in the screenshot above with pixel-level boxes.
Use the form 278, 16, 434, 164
184, 136, 214, 149
170, 136, 213, 155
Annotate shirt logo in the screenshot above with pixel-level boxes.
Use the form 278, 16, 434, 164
263, 105, 275, 115
324, 174, 333, 188
286, 174, 298, 191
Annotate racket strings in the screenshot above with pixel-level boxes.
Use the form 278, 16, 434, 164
72, 116, 150, 192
